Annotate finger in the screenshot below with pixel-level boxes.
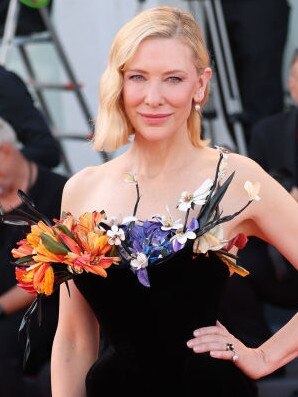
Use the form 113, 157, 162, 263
187, 333, 231, 348
187, 340, 229, 353
187, 340, 238, 363
209, 350, 236, 361
193, 326, 227, 337
216, 320, 228, 331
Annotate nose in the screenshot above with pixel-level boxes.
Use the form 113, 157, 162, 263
144, 80, 164, 107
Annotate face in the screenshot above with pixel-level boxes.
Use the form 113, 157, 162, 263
288, 59, 298, 106
0, 144, 18, 196
122, 37, 211, 144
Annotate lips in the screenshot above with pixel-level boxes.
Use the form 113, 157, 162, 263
138, 112, 172, 124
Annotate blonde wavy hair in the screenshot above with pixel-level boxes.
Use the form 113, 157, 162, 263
93, 6, 211, 152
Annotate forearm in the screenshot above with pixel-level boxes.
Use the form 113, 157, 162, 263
0, 286, 35, 314
255, 313, 298, 377
51, 332, 99, 397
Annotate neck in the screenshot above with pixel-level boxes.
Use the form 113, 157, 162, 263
126, 139, 201, 179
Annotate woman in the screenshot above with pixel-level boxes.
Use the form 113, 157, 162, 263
51, 6, 298, 397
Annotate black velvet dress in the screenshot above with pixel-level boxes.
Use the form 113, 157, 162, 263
74, 243, 259, 396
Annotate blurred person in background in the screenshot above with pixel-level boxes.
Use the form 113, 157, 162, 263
0, 125, 67, 396
221, 0, 290, 143
0, 64, 61, 168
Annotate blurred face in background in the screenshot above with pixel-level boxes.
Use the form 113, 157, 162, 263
0, 143, 14, 195
288, 58, 298, 106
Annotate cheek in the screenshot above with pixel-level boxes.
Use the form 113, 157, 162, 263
170, 94, 193, 117
167, 85, 195, 108
123, 85, 142, 108
292, 84, 298, 100
0, 158, 12, 182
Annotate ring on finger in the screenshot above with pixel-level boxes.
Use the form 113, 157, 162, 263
225, 342, 234, 352
232, 353, 239, 362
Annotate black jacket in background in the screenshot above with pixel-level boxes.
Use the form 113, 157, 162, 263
0, 65, 61, 168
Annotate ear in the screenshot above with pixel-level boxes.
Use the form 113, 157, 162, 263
193, 67, 212, 102
0, 142, 13, 155
0, 143, 15, 160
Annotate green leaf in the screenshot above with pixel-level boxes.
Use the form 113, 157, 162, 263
40, 233, 69, 254
55, 224, 75, 239
199, 172, 235, 226
14, 255, 34, 265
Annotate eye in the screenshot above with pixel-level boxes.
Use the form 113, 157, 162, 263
167, 76, 183, 83
128, 74, 145, 81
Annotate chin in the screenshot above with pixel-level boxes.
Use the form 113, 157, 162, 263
137, 128, 176, 142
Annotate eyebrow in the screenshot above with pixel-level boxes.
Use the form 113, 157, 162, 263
124, 68, 188, 75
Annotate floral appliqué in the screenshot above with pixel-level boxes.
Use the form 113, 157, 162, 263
98, 148, 261, 287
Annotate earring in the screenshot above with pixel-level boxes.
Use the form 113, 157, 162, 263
194, 103, 201, 113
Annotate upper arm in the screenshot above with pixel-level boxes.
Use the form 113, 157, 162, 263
55, 171, 101, 352
246, 163, 298, 270
56, 280, 99, 354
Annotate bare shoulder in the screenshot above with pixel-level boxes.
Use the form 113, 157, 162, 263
204, 147, 265, 181
63, 165, 103, 193
225, 151, 270, 185
227, 150, 296, 221
227, 151, 262, 172
61, 155, 125, 215
64, 155, 124, 190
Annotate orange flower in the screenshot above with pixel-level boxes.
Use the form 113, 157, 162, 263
32, 263, 55, 296
15, 267, 36, 295
16, 262, 55, 296
33, 240, 66, 263
58, 233, 82, 255
77, 211, 106, 233
11, 239, 34, 259
11, 209, 119, 297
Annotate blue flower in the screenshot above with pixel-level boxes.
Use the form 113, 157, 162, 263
121, 220, 174, 287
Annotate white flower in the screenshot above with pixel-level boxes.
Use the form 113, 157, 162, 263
160, 216, 183, 231
106, 215, 137, 226
130, 252, 148, 270
173, 229, 197, 245
177, 178, 213, 212
156, 206, 183, 231
107, 225, 125, 245
215, 146, 230, 180
124, 171, 137, 184
122, 215, 138, 224
244, 181, 261, 201
215, 145, 230, 159
193, 225, 227, 254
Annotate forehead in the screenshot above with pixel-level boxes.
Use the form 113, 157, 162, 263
126, 37, 196, 70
